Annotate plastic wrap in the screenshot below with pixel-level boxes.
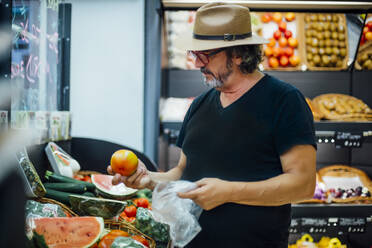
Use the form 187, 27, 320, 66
152, 180, 203, 247
25, 200, 66, 219
45, 142, 80, 177
16, 147, 46, 198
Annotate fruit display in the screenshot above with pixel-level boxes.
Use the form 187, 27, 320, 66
360, 15, 372, 47
301, 165, 372, 204
355, 46, 372, 70
289, 234, 346, 248
261, 12, 301, 70
304, 13, 348, 70
311, 94, 372, 121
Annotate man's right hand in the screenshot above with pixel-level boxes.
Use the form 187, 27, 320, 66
107, 159, 154, 189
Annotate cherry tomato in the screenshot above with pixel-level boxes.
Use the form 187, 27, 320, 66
131, 235, 149, 248
124, 205, 137, 217
83, 175, 92, 183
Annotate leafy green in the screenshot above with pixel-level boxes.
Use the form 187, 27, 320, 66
135, 207, 170, 243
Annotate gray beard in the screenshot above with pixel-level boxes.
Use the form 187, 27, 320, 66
203, 76, 223, 88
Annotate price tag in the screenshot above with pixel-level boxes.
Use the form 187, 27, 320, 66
334, 132, 364, 148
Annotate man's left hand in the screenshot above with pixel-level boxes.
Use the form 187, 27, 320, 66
177, 178, 231, 210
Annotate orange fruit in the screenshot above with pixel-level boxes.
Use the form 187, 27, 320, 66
365, 31, 372, 41
111, 149, 138, 176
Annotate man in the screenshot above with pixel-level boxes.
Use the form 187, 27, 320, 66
108, 3, 316, 247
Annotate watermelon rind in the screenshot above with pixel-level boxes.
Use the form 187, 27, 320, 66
33, 217, 104, 248
69, 195, 127, 218
91, 174, 137, 200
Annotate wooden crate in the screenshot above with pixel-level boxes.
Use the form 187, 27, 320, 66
303, 13, 349, 71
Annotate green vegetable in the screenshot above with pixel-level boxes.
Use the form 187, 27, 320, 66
45, 171, 95, 191
25, 200, 66, 218
135, 207, 170, 243
82, 191, 96, 197
44, 183, 87, 193
27, 231, 49, 248
111, 237, 144, 248
45, 189, 74, 205
136, 189, 152, 202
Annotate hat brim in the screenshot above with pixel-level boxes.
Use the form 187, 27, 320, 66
175, 30, 268, 51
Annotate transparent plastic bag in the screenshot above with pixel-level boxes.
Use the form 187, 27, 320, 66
152, 180, 203, 247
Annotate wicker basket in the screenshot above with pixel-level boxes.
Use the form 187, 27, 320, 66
104, 219, 156, 248
36, 197, 78, 217
76, 170, 102, 176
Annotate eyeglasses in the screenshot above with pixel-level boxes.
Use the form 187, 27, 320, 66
188, 48, 226, 65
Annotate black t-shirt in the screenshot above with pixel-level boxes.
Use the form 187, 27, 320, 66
176, 74, 316, 248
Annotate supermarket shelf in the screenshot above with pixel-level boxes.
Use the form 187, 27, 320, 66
292, 204, 372, 218
162, 0, 372, 12
162, 121, 372, 144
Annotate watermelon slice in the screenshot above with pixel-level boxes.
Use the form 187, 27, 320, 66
91, 174, 137, 200
32, 217, 104, 248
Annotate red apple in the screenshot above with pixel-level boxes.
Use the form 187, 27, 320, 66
268, 57, 279, 68
366, 31, 372, 41
284, 30, 292, 39
289, 55, 300, 66
279, 55, 289, 67
267, 38, 276, 47
284, 47, 294, 57
261, 13, 272, 23
285, 12, 296, 22
367, 21, 372, 30
264, 47, 273, 57
273, 30, 282, 40
272, 12, 282, 23
278, 37, 288, 47
278, 21, 287, 32
272, 47, 281, 57
288, 37, 298, 48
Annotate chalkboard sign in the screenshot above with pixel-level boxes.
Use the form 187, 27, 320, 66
334, 131, 364, 148
11, 0, 59, 112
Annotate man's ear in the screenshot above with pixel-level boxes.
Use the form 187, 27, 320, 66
233, 56, 242, 66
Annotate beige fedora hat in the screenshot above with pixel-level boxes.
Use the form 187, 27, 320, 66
177, 2, 268, 51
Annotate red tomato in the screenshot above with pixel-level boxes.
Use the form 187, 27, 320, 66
124, 205, 137, 217
273, 30, 281, 40
136, 198, 149, 208
131, 235, 149, 248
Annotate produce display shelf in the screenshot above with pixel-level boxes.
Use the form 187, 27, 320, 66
162, 121, 372, 144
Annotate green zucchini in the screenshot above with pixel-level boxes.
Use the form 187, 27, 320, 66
45, 171, 95, 191
44, 183, 87, 193
45, 189, 75, 205
82, 191, 96, 197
